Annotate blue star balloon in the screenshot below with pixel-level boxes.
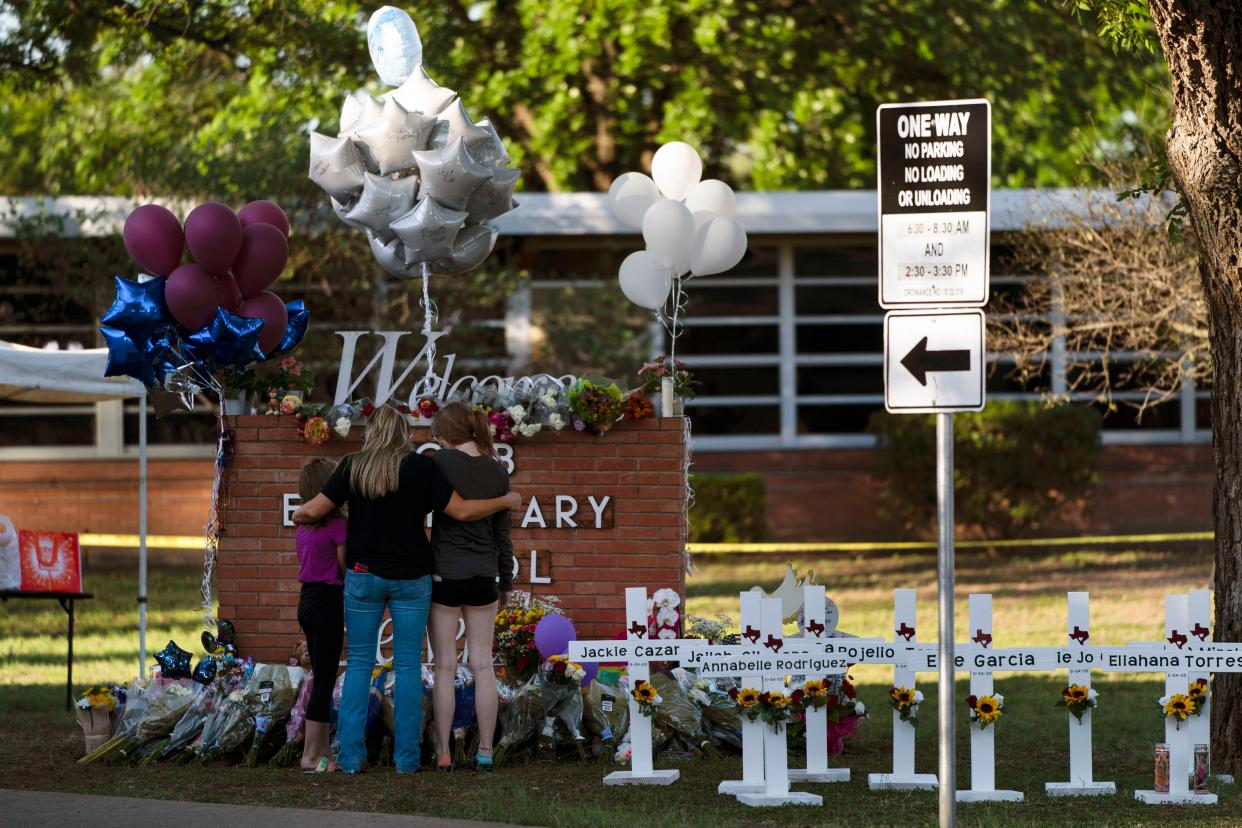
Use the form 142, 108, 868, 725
191, 657, 218, 685
101, 275, 172, 343
268, 299, 309, 359
100, 325, 156, 386
200, 631, 218, 654
154, 640, 193, 680
186, 308, 264, 369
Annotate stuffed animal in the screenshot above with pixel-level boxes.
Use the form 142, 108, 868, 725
0, 514, 20, 591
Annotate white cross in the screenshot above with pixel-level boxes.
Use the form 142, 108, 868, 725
789, 584, 851, 784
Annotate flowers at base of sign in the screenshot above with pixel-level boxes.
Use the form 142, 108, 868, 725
568, 377, 625, 435
493, 591, 560, 686
1159, 692, 1197, 726
967, 693, 1005, 729
1056, 684, 1099, 723
77, 684, 125, 712
624, 390, 655, 421
639, 355, 697, 401
630, 679, 662, 717
268, 356, 315, 396
889, 685, 925, 727
540, 654, 586, 686
1187, 678, 1208, 714
730, 687, 794, 728
416, 397, 439, 420
646, 588, 681, 640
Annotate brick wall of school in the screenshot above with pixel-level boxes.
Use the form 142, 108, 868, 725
214, 415, 688, 663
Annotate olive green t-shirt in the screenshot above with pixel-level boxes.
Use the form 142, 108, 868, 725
431, 449, 513, 589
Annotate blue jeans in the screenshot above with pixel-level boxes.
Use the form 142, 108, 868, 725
339, 570, 431, 773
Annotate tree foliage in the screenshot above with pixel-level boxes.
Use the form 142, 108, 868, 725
0, 0, 1168, 198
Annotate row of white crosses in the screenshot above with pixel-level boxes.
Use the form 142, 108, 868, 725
568, 584, 1235, 807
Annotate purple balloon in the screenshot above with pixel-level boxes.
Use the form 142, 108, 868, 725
232, 222, 289, 299
581, 660, 600, 688
184, 202, 243, 276
217, 271, 243, 313
240, 290, 289, 354
123, 204, 184, 276
165, 264, 221, 330
534, 613, 576, 658
237, 200, 290, 239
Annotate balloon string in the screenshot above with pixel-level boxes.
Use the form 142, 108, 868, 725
201, 405, 226, 630
419, 262, 438, 398
659, 275, 689, 363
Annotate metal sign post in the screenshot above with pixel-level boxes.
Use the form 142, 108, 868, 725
877, 97, 991, 828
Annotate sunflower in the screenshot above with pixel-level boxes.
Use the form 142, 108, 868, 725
736, 688, 761, 709
973, 695, 1003, 726
768, 692, 790, 709
804, 679, 829, 698
1188, 680, 1208, 702
890, 686, 916, 709
1165, 693, 1195, 720
1066, 685, 1089, 702
632, 681, 658, 703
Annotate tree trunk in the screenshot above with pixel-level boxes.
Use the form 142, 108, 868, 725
1147, 0, 1242, 774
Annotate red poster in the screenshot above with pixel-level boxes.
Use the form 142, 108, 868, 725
18, 530, 82, 593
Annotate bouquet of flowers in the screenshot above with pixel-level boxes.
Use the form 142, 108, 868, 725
270, 674, 314, 767
1055, 684, 1099, 723
638, 355, 697, 400
630, 680, 661, 717
582, 676, 629, 761
889, 685, 925, 727
623, 391, 655, 420
646, 588, 681, 641
495, 680, 545, 766
649, 671, 719, 758
75, 685, 125, 754
267, 355, 315, 395
697, 679, 744, 750
161, 679, 220, 759
242, 665, 307, 767
1159, 692, 1196, 727
77, 678, 153, 764
494, 593, 560, 685
568, 377, 625, 435
538, 655, 587, 754
198, 663, 302, 763
131, 680, 201, 764
730, 687, 794, 728
967, 693, 1005, 730
684, 613, 732, 644
825, 676, 867, 754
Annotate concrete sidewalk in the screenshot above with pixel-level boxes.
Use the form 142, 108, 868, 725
0, 788, 527, 827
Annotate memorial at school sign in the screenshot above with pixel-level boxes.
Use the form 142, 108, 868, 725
213, 332, 689, 663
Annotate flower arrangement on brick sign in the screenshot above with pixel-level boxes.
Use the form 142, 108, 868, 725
730, 687, 794, 727
1187, 678, 1208, 714
568, 377, 626, 435
967, 693, 1004, 729
889, 685, 925, 727
630, 680, 662, 717
493, 591, 560, 686
646, 588, 681, 640
268, 356, 315, 394
638, 355, 697, 400
1056, 684, 1099, 723
1159, 692, 1197, 726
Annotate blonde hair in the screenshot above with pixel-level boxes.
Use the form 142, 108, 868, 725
348, 405, 411, 499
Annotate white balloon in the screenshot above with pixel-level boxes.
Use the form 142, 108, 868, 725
367, 6, 423, 87
619, 250, 673, 310
684, 179, 736, 218
650, 141, 702, 200
607, 172, 660, 229
690, 216, 748, 277
641, 199, 695, 274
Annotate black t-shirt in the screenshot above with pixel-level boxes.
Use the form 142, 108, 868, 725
321, 452, 454, 581
432, 449, 513, 588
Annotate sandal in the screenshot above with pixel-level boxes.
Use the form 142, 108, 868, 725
435, 755, 454, 772
314, 756, 340, 774
474, 750, 494, 771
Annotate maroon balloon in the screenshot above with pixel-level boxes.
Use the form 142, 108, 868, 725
232, 223, 289, 298
165, 264, 221, 330
123, 204, 184, 276
217, 271, 243, 313
184, 202, 243, 276
240, 290, 289, 354
237, 200, 290, 239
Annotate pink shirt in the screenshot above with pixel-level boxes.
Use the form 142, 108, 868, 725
295, 517, 347, 585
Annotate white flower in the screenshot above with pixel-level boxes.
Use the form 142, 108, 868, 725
1159, 694, 1171, 706
516, 422, 542, 437
656, 605, 679, 627
167, 683, 191, 697
227, 690, 243, 703
1087, 688, 1099, 701
652, 588, 680, 609
540, 392, 558, 409
657, 627, 676, 639
548, 413, 566, 431
913, 690, 925, 704
854, 700, 866, 715
993, 694, 1004, 707
333, 416, 351, 438
76, 698, 92, 710
508, 405, 527, 423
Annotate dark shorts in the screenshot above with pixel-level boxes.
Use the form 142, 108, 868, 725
431, 575, 499, 607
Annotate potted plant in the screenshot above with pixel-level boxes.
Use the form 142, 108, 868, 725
263, 356, 315, 401
218, 369, 258, 415
638, 356, 696, 416
568, 377, 626, 435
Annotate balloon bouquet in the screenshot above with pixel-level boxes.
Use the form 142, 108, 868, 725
608, 142, 747, 371
99, 199, 306, 628
101, 199, 307, 398
307, 6, 516, 395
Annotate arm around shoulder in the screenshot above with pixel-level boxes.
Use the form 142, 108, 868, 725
443, 490, 521, 522
292, 493, 338, 525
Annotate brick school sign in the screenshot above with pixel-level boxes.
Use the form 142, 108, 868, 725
215, 415, 687, 663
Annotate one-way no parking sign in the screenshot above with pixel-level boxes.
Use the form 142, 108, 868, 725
884, 310, 985, 413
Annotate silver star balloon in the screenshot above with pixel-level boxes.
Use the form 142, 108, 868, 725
339, 93, 383, 138
470, 118, 512, 167
309, 132, 367, 202
388, 63, 458, 115
331, 196, 369, 232
413, 137, 493, 211
355, 97, 438, 176
433, 99, 494, 149
466, 166, 520, 223
368, 230, 421, 280
391, 196, 469, 264
432, 223, 499, 275
343, 172, 420, 237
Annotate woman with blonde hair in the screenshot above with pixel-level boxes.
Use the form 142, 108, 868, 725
293, 404, 519, 774
427, 402, 513, 770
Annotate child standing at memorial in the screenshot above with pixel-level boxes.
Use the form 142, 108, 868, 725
294, 458, 347, 772
428, 402, 514, 771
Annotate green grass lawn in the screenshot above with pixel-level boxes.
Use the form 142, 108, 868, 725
1, 547, 1237, 826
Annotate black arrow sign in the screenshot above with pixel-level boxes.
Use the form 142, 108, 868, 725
901, 337, 971, 386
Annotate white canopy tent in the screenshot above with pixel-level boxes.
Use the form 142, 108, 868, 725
0, 339, 151, 672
